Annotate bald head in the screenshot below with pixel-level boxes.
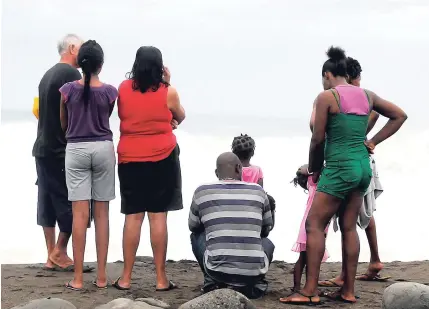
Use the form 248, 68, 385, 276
215, 152, 242, 180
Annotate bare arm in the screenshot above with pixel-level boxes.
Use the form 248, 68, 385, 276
309, 99, 317, 132
367, 91, 407, 146
366, 111, 379, 135
257, 178, 264, 188
59, 95, 68, 132
308, 92, 331, 173
167, 87, 186, 124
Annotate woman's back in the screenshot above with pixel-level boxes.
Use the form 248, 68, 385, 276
324, 85, 370, 162
117, 79, 176, 163
60, 81, 117, 143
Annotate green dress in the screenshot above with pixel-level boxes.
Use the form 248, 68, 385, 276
317, 89, 372, 200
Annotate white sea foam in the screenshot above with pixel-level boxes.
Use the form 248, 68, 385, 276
0, 120, 428, 264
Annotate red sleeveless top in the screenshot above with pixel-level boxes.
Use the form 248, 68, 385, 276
117, 80, 176, 163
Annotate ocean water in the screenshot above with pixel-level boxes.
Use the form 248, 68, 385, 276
0, 111, 428, 265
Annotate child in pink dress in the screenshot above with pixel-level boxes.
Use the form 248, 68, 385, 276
291, 165, 330, 291
231, 134, 264, 186
232, 134, 276, 226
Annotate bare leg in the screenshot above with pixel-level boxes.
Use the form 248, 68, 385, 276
69, 201, 90, 289
293, 252, 306, 291
148, 212, 170, 289
280, 191, 342, 303
43, 227, 56, 268
118, 213, 145, 288
363, 216, 383, 274
336, 191, 363, 302
94, 201, 109, 287
50, 232, 73, 267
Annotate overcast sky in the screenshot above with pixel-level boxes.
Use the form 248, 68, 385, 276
1, 0, 428, 123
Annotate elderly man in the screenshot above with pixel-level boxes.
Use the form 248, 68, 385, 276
32, 34, 92, 272
189, 152, 275, 299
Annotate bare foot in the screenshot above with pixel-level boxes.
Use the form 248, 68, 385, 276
156, 274, 170, 290
50, 249, 73, 268
324, 289, 357, 303
279, 291, 321, 304
44, 259, 55, 269
367, 261, 384, 274
95, 273, 108, 288
66, 279, 83, 290
356, 262, 385, 280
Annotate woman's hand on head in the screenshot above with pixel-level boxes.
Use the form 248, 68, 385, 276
163, 66, 171, 84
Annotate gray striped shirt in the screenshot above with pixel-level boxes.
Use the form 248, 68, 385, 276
188, 180, 273, 277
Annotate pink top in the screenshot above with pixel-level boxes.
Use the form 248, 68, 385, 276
334, 85, 370, 115
242, 165, 263, 184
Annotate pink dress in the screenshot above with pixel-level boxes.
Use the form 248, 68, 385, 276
242, 165, 263, 184
291, 176, 330, 262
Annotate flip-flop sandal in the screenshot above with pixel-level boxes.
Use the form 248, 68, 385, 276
65, 281, 83, 291
318, 279, 343, 288
42, 266, 56, 271
112, 277, 130, 290
324, 291, 357, 304
279, 291, 322, 306
356, 273, 391, 282
53, 264, 95, 273
156, 281, 178, 292
92, 280, 108, 289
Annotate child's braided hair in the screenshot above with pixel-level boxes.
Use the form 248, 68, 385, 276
292, 172, 308, 192
231, 134, 255, 161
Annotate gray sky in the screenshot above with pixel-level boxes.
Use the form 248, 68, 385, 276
1, 0, 428, 123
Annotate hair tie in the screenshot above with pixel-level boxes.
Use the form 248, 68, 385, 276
81, 59, 88, 63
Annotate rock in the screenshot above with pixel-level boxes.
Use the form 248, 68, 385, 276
11, 298, 76, 309
178, 289, 257, 309
136, 298, 170, 308
382, 282, 429, 309
95, 298, 170, 309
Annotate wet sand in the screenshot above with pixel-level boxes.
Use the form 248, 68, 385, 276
2, 257, 429, 309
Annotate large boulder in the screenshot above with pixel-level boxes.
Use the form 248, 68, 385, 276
11, 298, 76, 309
382, 282, 429, 309
178, 289, 257, 309
95, 298, 170, 309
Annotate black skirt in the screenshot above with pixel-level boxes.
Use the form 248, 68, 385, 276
118, 145, 183, 214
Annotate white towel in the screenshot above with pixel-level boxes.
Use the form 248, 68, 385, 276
333, 156, 383, 232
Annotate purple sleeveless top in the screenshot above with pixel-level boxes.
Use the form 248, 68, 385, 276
60, 81, 118, 143
334, 85, 370, 115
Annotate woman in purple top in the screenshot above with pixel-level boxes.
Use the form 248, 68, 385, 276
59, 40, 118, 291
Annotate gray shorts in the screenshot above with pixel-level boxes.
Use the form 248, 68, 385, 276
65, 141, 116, 202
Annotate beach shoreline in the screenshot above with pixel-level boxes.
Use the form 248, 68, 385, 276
2, 257, 428, 309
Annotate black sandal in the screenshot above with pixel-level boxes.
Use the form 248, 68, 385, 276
156, 280, 178, 291
279, 291, 321, 306
112, 277, 130, 290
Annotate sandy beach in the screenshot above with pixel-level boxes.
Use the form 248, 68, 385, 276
2, 257, 428, 309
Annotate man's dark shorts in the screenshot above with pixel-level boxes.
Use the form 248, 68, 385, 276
35, 157, 72, 234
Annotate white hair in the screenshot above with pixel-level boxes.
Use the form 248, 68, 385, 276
57, 34, 83, 55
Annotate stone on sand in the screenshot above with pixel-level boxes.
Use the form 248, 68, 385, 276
178, 289, 257, 309
95, 298, 170, 309
11, 298, 76, 309
382, 282, 429, 309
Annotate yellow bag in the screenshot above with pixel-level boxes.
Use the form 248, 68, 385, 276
33, 97, 39, 119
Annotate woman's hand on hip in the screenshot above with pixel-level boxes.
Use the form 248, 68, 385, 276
171, 119, 178, 130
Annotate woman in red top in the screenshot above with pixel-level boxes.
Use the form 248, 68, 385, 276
114, 46, 185, 291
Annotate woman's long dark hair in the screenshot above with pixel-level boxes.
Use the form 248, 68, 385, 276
77, 40, 104, 105
126, 46, 169, 93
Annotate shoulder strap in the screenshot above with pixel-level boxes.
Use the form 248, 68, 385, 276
330, 89, 341, 111
363, 89, 373, 112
